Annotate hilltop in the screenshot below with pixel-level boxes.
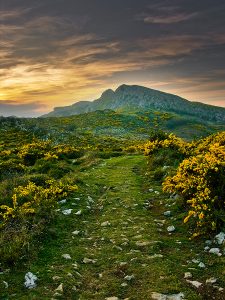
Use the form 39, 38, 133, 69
43, 84, 225, 124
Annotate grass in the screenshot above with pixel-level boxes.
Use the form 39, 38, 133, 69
0, 155, 224, 299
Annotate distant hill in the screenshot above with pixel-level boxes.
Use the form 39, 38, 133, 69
42, 84, 225, 123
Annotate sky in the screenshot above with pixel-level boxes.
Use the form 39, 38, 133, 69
0, 0, 225, 117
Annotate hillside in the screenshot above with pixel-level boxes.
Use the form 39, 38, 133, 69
43, 84, 225, 124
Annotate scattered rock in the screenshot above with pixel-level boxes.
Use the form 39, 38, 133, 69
206, 277, 217, 284
155, 191, 160, 195
101, 221, 111, 227
164, 211, 171, 217
62, 209, 72, 215
55, 283, 63, 293
124, 275, 134, 281
167, 226, 175, 232
83, 257, 97, 264
105, 297, 119, 300
121, 282, 128, 287
24, 272, 38, 289
58, 199, 67, 204
147, 254, 163, 259
184, 272, 192, 279
186, 280, 202, 288
62, 254, 71, 260
214, 232, 225, 245
151, 292, 185, 300
75, 210, 82, 215
135, 241, 150, 247
149, 189, 154, 192
72, 230, 80, 235
198, 262, 205, 268
209, 248, 222, 256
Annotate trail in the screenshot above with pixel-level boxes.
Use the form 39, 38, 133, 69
2, 155, 211, 299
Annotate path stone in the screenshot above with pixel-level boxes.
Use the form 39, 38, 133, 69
151, 292, 185, 300
62, 254, 71, 260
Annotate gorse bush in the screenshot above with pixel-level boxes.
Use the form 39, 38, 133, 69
145, 131, 225, 236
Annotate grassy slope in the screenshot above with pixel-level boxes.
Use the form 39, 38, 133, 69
1, 155, 225, 299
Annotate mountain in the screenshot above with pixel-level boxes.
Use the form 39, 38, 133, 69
42, 84, 225, 123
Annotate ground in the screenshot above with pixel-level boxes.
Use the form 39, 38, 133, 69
1, 155, 224, 299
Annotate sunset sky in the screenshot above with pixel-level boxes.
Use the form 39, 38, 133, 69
0, 0, 225, 117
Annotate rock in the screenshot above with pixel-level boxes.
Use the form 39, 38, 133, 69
52, 276, 62, 281
62, 209, 72, 215
206, 277, 217, 284
72, 230, 80, 235
101, 221, 111, 227
186, 280, 202, 288
214, 232, 225, 245
55, 283, 63, 293
192, 259, 200, 264
105, 297, 119, 300
164, 211, 171, 217
74, 197, 80, 201
62, 254, 71, 260
24, 272, 38, 289
184, 272, 192, 279
75, 210, 82, 215
124, 275, 134, 281
155, 191, 160, 195
209, 248, 222, 256
121, 282, 128, 287
135, 241, 150, 247
151, 292, 185, 300
167, 226, 175, 232
83, 257, 97, 264
58, 199, 67, 204
205, 240, 212, 245
147, 254, 163, 259
87, 196, 94, 203
198, 262, 205, 268
149, 189, 154, 192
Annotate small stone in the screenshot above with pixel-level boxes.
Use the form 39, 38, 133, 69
55, 283, 63, 293
192, 259, 200, 264
72, 230, 80, 235
149, 189, 154, 192
101, 221, 111, 227
105, 297, 119, 300
121, 282, 128, 287
62, 209, 72, 215
151, 292, 185, 300
184, 272, 192, 279
135, 241, 150, 247
167, 226, 175, 232
52, 276, 62, 281
164, 211, 171, 217
83, 257, 97, 264
75, 210, 82, 215
198, 262, 206, 268
58, 199, 67, 204
214, 232, 225, 245
124, 275, 134, 281
209, 248, 221, 256
206, 277, 217, 284
24, 272, 38, 289
155, 191, 160, 195
62, 254, 71, 260
74, 197, 80, 201
186, 280, 202, 288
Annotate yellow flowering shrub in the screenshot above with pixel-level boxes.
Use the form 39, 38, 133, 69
0, 179, 77, 226
163, 132, 225, 235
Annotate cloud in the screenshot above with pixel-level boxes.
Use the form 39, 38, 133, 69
143, 12, 198, 24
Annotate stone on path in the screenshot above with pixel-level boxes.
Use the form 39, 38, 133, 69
214, 232, 225, 245
186, 280, 202, 288
151, 292, 185, 300
206, 277, 217, 284
62, 209, 72, 215
167, 226, 175, 232
62, 254, 71, 260
24, 272, 38, 289
55, 283, 63, 293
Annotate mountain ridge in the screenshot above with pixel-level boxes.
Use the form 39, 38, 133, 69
42, 84, 225, 123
